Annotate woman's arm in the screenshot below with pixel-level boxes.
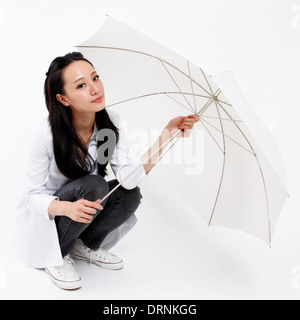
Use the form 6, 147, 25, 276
23, 117, 103, 223
141, 115, 199, 174
22, 119, 61, 221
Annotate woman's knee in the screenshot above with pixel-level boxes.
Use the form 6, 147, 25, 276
107, 180, 142, 210
78, 175, 109, 200
122, 186, 143, 209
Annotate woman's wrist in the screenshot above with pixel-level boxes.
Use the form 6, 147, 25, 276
164, 125, 179, 137
48, 199, 70, 218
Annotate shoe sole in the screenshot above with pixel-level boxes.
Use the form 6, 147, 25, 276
72, 252, 124, 270
45, 268, 83, 290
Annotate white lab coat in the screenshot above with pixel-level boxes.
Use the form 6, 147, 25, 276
16, 109, 147, 268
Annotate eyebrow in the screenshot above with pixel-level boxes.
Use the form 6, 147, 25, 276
73, 71, 97, 84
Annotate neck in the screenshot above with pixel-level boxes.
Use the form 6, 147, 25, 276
72, 111, 95, 136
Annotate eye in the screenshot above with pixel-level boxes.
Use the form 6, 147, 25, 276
93, 75, 100, 81
77, 83, 86, 89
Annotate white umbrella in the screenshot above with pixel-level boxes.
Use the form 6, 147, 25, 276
77, 16, 289, 246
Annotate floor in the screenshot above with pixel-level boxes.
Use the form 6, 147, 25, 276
1, 177, 300, 300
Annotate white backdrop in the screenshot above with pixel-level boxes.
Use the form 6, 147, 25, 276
0, 0, 300, 300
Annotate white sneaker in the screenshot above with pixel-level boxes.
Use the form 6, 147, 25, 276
45, 255, 82, 290
73, 239, 124, 270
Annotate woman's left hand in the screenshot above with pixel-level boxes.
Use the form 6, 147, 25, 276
166, 114, 199, 138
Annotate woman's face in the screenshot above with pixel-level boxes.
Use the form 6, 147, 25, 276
56, 60, 105, 114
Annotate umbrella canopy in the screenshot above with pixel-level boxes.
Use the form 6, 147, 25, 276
77, 16, 289, 246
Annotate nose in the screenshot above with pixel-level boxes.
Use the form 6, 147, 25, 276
90, 82, 100, 96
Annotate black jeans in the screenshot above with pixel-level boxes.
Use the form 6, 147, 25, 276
53, 175, 142, 257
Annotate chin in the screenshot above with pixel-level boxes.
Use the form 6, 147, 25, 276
97, 104, 106, 112
92, 102, 106, 113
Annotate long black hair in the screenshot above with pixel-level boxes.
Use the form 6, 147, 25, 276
44, 52, 119, 180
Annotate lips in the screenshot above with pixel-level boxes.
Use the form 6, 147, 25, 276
92, 96, 103, 103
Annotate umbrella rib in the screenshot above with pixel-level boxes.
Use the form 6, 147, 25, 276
159, 59, 196, 114
216, 100, 257, 155
199, 119, 224, 154
215, 100, 272, 246
172, 92, 211, 99
201, 115, 243, 123
105, 92, 211, 108
217, 99, 233, 107
196, 89, 221, 118
200, 68, 214, 95
77, 46, 213, 97
165, 93, 196, 113
187, 60, 197, 114
202, 72, 233, 106
106, 92, 165, 108
201, 117, 255, 155
208, 101, 227, 226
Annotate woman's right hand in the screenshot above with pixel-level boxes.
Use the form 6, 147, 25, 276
49, 198, 103, 224
65, 199, 103, 223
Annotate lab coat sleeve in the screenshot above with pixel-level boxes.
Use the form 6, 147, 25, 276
23, 120, 58, 221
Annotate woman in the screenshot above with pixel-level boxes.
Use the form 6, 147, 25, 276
17, 52, 199, 290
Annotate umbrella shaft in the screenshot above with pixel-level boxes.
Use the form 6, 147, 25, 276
99, 129, 182, 204
100, 93, 219, 204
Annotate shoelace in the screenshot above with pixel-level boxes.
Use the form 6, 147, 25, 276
54, 255, 75, 279
64, 255, 74, 264
81, 245, 94, 264
82, 245, 107, 264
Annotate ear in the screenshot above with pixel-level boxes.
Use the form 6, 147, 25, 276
56, 93, 70, 107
